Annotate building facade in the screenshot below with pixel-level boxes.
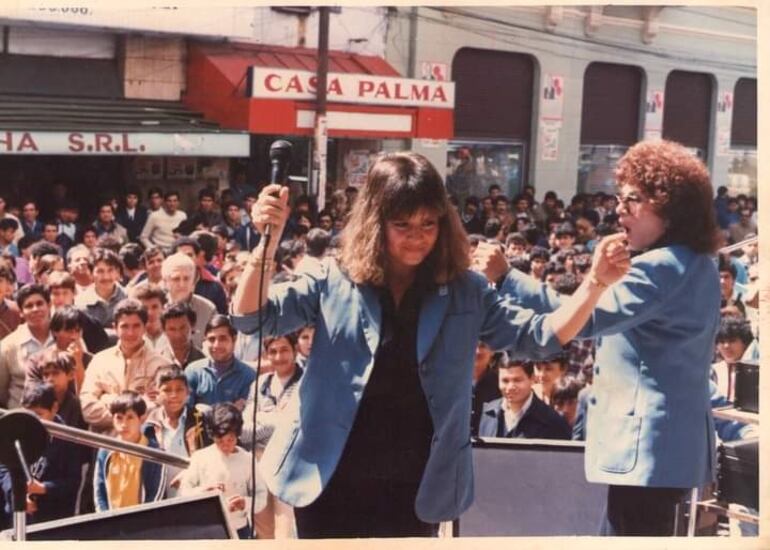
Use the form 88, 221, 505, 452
0, 5, 757, 212
386, 6, 757, 201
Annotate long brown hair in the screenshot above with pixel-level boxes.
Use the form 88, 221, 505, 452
339, 152, 470, 286
614, 140, 720, 254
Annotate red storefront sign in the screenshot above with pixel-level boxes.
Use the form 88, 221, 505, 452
185, 43, 454, 140
249, 67, 454, 109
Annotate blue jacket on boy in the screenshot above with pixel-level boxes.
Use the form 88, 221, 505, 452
93, 426, 166, 512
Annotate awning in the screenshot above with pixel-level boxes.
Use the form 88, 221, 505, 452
0, 94, 250, 156
185, 42, 454, 140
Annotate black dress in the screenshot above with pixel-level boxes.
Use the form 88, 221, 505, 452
293, 278, 436, 538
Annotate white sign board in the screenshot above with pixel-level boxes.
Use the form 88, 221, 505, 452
249, 67, 455, 109
0, 131, 250, 156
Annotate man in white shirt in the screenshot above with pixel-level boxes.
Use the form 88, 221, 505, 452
140, 190, 187, 253
712, 316, 755, 403
478, 361, 571, 440
0, 284, 54, 408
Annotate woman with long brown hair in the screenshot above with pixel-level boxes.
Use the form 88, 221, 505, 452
232, 152, 628, 538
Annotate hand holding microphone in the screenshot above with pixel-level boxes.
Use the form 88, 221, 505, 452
252, 185, 290, 245
252, 140, 292, 251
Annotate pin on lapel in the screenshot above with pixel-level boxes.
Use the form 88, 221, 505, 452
439, 285, 448, 296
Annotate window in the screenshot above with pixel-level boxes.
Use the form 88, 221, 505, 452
662, 70, 713, 160
578, 63, 642, 194
731, 78, 756, 148
452, 48, 535, 140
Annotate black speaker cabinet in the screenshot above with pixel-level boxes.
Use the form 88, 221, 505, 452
3, 493, 236, 540
734, 361, 758, 413
717, 438, 758, 510
457, 437, 607, 536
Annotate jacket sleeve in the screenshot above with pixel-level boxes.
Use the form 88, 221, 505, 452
246, 453, 268, 514
500, 268, 563, 313
79, 364, 117, 431
178, 453, 202, 495
231, 268, 324, 338
41, 442, 83, 504
240, 378, 280, 448
478, 275, 563, 361
577, 255, 683, 338
93, 451, 109, 512
139, 213, 155, 249
503, 251, 690, 340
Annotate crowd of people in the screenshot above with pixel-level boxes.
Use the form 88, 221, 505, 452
0, 142, 760, 538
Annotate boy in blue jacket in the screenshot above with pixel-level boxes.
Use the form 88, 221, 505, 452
93, 390, 166, 511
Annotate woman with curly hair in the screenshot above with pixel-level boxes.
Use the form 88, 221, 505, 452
502, 140, 722, 536
231, 152, 628, 538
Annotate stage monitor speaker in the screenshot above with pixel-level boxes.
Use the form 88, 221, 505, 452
3, 493, 236, 540
457, 438, 606, 536
734, 361, 758, 413
717, 438, 758, 510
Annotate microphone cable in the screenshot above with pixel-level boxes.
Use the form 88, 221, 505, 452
248, 229, 272, 539
247, 140, 290, 538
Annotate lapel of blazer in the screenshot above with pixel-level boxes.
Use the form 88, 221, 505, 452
417, 284, 451, 365
357, 284, 382, 357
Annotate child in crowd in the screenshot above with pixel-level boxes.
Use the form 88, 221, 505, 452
93, 390, 166, 511
144, 365, 208, 498
0, 383, 83, 528
27, 348, 87, 430
179, 402, 267, 539
0, 218, 19, 257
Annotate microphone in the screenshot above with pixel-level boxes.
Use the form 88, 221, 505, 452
265, 140, 293, 239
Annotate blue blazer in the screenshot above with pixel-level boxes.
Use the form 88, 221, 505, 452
502, 244, 720, 488
478, 394, 571, 440
232, 259, 563, 523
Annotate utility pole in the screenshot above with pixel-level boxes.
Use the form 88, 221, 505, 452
312, 6, 330, 213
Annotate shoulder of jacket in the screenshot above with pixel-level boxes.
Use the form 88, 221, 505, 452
482, 397, 503, 414
185, 358, 208, 374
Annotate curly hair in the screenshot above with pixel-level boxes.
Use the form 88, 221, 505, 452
614, 140, 719, 254
339, 152, 470, 286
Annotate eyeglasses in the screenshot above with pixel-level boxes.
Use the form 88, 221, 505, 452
615, 193, 646, 209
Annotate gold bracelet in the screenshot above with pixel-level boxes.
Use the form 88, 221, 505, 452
588, 272, 608, 289
248, 256, 272, 269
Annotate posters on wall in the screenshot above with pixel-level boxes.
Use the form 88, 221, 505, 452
420, 61, 448, 82
539, 74, 564, 161
344, 149, 372, 187
539, 120, 561, 161
133, 157, 164, 180
716, 90, 734, 157
540, 74, 565, 122
166, 157, 197, 179
643, 89, 664, 141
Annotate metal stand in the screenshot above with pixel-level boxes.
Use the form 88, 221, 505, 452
13, 512, 26, 542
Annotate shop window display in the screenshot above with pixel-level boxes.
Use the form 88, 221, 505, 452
446, 142, 524, 201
